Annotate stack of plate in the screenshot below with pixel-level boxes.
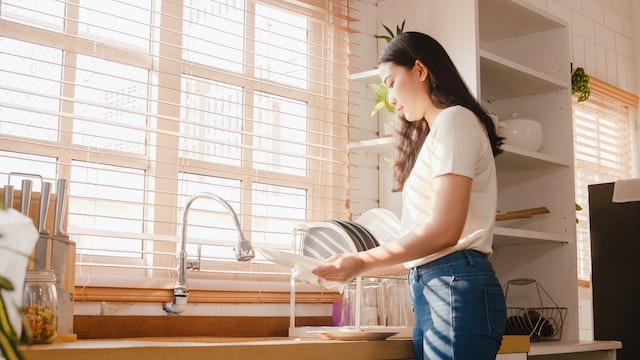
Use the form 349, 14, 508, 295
299, 208, 401, 261
324, 220, 379, 251
300, 221, 358, 260
355, 208, 401, 245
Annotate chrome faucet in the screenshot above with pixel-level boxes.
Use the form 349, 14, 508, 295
163, 192, 255, 314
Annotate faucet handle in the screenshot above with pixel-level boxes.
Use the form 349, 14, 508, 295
186, 244, 201, 271
234, 239, 255, 261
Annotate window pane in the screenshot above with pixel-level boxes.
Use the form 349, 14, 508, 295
180, 75, 243, 166
178, 173, 242, 261
0, 38, 61, 141
253, 92, 307, 176
71, 161, 145, 257
0, 0, 64, 32
73, 55, 148, 154
0, 151, 57, 185
252, 183, 306, 247
182, 0, 245, 73
255, 4, 308, 88
78, 0, 152, 51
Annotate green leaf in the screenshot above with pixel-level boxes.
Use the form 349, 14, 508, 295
371, 83, 387, 100
374, 35, 392, 42
0, 279, 23, 360
382, 24, 395, 39
397, 19, 405, 35
0, 278, 14, 292
369, 83, 395, 116
384, 102, 395, 114
370, 101, 386, 118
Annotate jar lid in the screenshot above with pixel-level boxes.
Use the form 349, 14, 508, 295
25, 269, 57, 282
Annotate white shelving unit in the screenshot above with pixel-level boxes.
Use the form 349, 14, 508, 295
346, 0, 621, 357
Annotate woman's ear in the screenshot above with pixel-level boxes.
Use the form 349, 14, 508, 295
414, 60, 428, 82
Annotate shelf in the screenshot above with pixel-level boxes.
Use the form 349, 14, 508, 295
479, 50, 567, 101
348, 137, 393, 152
478, 0, 566, 43
496, 144, 572, 170
493, 226, 569, 247
349, 69, 380, 83
348, 140, 571, 170
528, 340, 621, 356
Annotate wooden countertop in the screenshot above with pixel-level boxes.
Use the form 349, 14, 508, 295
20, 337, 413, 360
20, 335, 532, 360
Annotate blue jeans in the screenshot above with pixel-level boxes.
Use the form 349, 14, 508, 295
409, 250, 506, 360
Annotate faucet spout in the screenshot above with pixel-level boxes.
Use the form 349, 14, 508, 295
164, 192, 255, 314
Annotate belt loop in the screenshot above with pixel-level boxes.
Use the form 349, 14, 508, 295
464, 250, 475, 267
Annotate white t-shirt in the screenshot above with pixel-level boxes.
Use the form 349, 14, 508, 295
401, 105, 497, 269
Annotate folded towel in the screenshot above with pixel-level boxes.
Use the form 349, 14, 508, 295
612, 178, 640, 203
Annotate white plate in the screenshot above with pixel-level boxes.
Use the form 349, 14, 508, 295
257, 247, 326, 270
309, 329, 399, 341
356, 208, 401, 244
257, 247, 345, 292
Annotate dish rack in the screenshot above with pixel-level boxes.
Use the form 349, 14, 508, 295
287, 223, 413, 338
503, 278, 567, 341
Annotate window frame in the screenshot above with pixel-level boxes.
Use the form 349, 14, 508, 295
0, 0, 352, 298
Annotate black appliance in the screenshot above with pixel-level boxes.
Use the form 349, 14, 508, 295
588, 182, 640, 360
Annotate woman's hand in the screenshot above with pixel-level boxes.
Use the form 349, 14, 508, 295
312, 253, 365, 283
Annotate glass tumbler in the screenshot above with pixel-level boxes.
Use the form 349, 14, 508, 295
340, 281, 357, 326
385, 283, 409, 327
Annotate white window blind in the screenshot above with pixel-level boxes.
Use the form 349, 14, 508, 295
573, 78, 638, 282
0, 0, 353, 291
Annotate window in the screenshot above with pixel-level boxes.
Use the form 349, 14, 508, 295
0, 0, 353, 294
573, 77, 639, 283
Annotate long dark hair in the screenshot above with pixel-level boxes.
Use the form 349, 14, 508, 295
378, 32, 503, 192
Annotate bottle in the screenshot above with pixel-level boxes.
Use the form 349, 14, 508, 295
22, 269, 57, 344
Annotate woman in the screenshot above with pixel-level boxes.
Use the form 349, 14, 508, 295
313, 32, 507, 359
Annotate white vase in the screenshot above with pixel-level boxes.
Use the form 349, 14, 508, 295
0, 208, 39, 340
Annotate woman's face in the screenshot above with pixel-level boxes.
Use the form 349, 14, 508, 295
378, 61, 429, 122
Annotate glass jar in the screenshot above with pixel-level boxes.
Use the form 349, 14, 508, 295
22, 269, 57, 344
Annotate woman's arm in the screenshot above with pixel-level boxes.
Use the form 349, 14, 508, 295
313, 173, 472, 282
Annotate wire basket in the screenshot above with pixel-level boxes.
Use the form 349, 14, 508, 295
503, 278, 567, 341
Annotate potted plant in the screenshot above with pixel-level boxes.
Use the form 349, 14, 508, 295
370, 21, 405, 139
571, 65, 591, 102
370, 20, 405, 119
0, 201, 39, 360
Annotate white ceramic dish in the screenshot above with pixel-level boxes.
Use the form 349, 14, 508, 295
256, 247, 345, 292
356, 208, 401, 244
257, 247, 326, 270
309, 329, 399, 341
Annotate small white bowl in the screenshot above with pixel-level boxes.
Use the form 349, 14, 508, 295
497, 113, 543, 151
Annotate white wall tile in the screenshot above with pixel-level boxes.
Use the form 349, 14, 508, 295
603, 4, 624, 33
571, 12, 595, 42
583, 0, 605, 23
615, 32, 634, 58
584, 40, 598, 72
595, 44, 608, 79
612, 0, 632, 13
594, 22, 616, 50
615, 56, 630, 90
548, 0, 572, 22
556, 0, 583, 11
572, 36, 586, 66
606, 48, 618, 83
